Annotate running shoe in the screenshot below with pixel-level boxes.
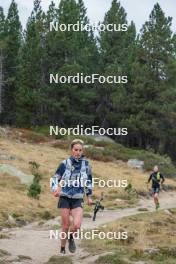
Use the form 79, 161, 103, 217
156, 202, 160, 210
68, 234, 76, 253
60, 247, 66, 255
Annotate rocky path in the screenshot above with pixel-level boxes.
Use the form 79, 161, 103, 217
0, 191, 176, 264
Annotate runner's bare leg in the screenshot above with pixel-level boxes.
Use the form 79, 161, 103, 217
60, 208, 70, 247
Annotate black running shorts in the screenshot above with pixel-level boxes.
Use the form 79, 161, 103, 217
152, 187, 160, 194
58, 196, 84, 209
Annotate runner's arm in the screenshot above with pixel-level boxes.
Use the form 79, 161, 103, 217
50, 162, 66, 194
160, 173, 165, 184
54, 162, 66, 183
147, 174, 152, 183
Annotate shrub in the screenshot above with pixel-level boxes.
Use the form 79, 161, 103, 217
84, 147, 114, 162
28, 162, 42, 199
27, 181, 41, 199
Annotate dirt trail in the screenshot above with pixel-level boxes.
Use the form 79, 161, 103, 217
0, 191, 176, 264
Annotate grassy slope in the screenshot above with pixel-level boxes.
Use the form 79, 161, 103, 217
82, 209, 176, 264
0, 128, 176, 227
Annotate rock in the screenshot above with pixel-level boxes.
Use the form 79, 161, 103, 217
138, 208, 148, 211
0, 153, 16, 160
0, 127, 7, 136
84, 144, 93, 148
84, 144, 104, 151
164, 209, 173, 215
127, 159, 144, 170
87, 134, 115, 143
8, 215, 16, 225
144, 248, 160, 254
115, 198, 123, 202
15, 219, 27, 226
0, 164, 34, 185
95, 146, 104, 150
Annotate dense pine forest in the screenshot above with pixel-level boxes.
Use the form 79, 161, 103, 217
0, 0, 176, 161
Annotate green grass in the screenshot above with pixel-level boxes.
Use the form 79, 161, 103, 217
81, 209, 176, 264
86, 244, 176, 264
95, 253, 129, 264
33, 126, 68, 139
33, 126, 51, 137
130, 247, 176, 264
46, 255, 73, 264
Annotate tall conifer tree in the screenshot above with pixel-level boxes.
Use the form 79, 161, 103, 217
128, 3, 176, 155
0, 7, 5, 40
0, 7, 6, 118
16, 0, 45, 126
44, 0, 98, 126
97, 0, 136, 130
3, 0, 21, 124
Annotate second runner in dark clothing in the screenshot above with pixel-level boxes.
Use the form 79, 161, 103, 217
148, 171, 165, 193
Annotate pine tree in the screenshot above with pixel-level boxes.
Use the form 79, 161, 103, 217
16, 0, 99, 126
70, 0, 99, 125
43, 0, 99, 126
0, 7, 6, 117
16, 0, 46, 126
128, 3, 176, 154
0, 7, 5, 40
2, 0, 22, 124
97, 0, 136, 129
99, 0, 128, 67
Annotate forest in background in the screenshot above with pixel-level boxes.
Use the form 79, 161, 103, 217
0, 0, 176, 161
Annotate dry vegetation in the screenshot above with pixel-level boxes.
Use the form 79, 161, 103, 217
82, 209, 176, 264
0, 128, 176, 227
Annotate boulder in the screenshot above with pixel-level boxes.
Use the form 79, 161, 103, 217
84, 144, 105, 151
16, 219, 27, 226
144, 248, 160, 254
138, 208, 148, 212
0, 164, 34, 185
0, 153, 16, 160
164, 209, 173, 215
0, 127, 7, 137
127, 159, 144, 170
8, 215, 16, 225
84, 144, 93, 148
87, 134, 115, 143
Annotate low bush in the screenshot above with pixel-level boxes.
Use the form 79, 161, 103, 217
27, 162, 42, 199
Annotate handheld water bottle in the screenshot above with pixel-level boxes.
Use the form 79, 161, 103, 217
50, 177, 58, 192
